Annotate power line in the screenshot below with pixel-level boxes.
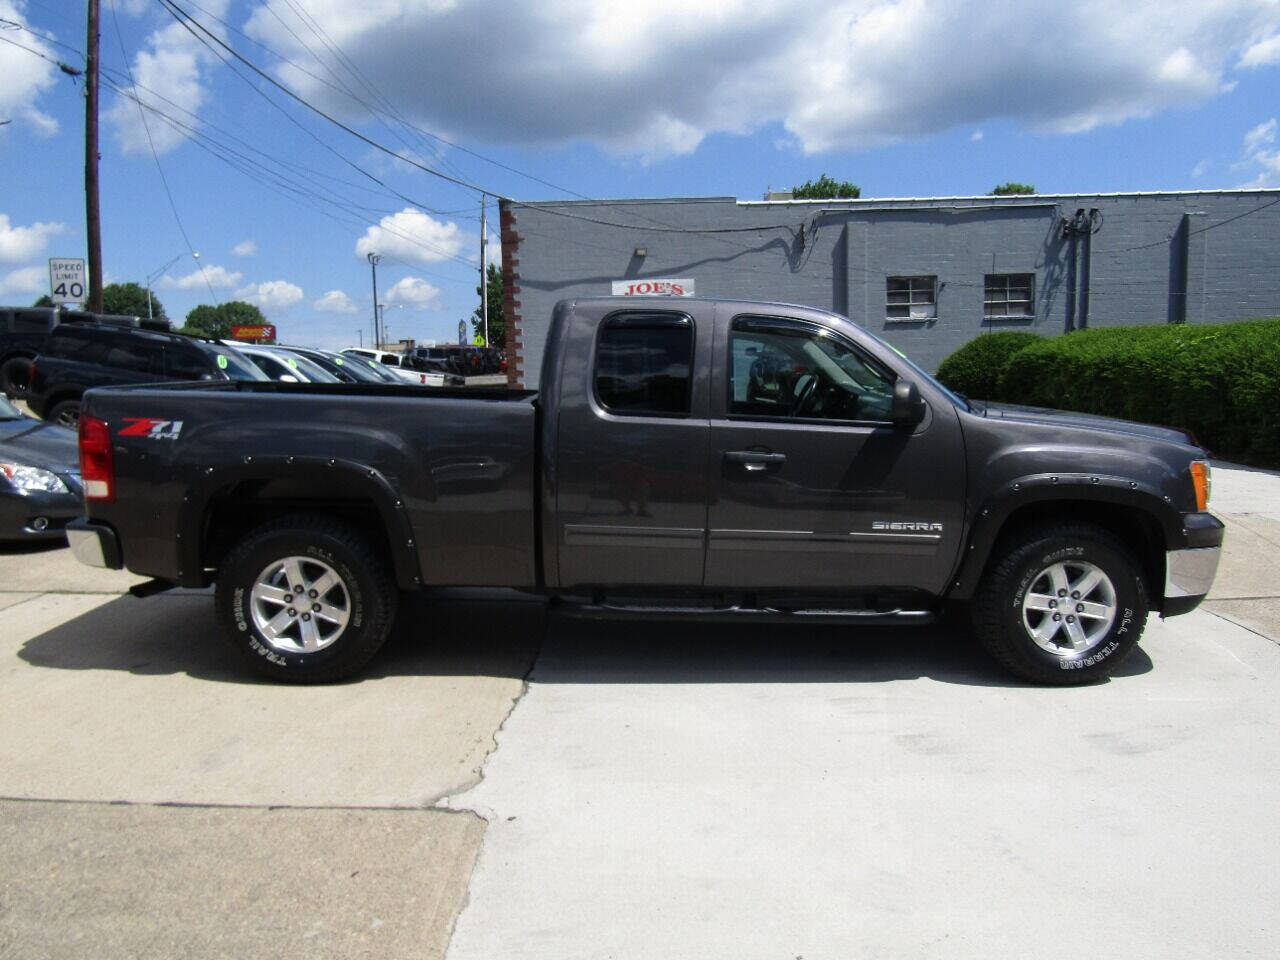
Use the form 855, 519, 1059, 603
108, 0, 218, 303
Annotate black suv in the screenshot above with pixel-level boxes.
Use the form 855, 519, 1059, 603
405, 345, 503, 376
27, 323, 267, 426
1, 306, 170, 399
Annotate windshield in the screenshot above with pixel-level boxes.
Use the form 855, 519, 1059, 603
265, 350, 341, 382
320, 352, 385, 383
0, 397, 23, 419
208, 347, 270, 381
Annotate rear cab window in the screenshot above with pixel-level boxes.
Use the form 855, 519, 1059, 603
593, 311, 694, 417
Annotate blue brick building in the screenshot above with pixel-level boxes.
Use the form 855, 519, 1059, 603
498, 190, 1280, 387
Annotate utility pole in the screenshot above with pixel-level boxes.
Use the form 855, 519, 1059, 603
367, 252, 381, 347
85, 0, 104, 312
480, 195, 489, 347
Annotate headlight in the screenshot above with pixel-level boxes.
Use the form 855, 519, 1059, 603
0, 462, 70, 495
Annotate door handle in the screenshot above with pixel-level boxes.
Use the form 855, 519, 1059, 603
724, 450, 786, 471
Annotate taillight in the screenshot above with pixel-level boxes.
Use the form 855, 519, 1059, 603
79, 414, 114, 502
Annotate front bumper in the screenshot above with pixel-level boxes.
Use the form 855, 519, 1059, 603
1162, 512, 1225, 617
66, 518, 123, 569
0, 488, 83, 541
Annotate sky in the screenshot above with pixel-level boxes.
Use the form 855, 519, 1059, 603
1, 0, 1279, 351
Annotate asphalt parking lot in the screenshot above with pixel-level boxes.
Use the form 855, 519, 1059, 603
2, 465, 1278, 959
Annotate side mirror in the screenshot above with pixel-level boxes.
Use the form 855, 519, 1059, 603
892, 378, 926, 428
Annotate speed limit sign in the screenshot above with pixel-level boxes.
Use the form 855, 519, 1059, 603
48, 258, 87, 305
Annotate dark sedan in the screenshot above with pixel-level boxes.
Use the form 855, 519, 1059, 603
0, 396, 82, 541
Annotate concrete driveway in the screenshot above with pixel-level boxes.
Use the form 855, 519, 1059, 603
1, 464, 1277, 959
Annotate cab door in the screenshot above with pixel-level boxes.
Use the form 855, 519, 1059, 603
705, 311, 965, 596
551, 302, 712, 589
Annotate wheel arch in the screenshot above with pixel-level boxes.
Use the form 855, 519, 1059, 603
950, 475, 1178, 607
180, 458, 423, 591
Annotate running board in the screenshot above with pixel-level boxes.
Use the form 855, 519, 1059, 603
557, 602, 936, 626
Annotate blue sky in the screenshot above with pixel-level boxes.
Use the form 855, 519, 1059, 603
2, 0, 1278, 350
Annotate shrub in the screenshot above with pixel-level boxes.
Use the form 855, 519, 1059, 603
996, 319, 1280, 467
935, 332, 1042, 401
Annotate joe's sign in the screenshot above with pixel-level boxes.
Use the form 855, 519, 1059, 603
611, 278, 694, 297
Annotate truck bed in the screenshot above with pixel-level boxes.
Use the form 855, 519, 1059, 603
79, 379, 540, 590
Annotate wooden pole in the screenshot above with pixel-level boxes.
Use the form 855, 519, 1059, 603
85, 0, 104, 312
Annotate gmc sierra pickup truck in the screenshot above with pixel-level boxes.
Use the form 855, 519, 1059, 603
67, 297, 1223, 685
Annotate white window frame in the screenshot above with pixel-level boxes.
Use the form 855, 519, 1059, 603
984, 273, 1035, 318
886, 275, 937, 320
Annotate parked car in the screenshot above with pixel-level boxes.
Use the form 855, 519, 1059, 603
69, 297, 1222, 686
1, 306, 169, 399
271, 345, 404, 384
341, 348, 447, 386
27, 323, 268, 426
405, 345, 503, 377
220, 342, 340, 383
0, 395, 82, 542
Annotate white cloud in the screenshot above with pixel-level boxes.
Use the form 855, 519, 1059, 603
105, 0, 231, 155
0, 265, 46, 298
232, 240, 257, 257
0, 214, 65, 264
160, 264, 242, 290
0, 2, 59, 135
1240, 33, 1280, 67
314, 289, 359, 313
355, 208, 466, 265
970, 130, 984, 142
244, 0, 1280, 159
237, 280, 305, 312
1240, 118, 1280, 186
384, 276, 440, 308
1191, 158, 1211, 178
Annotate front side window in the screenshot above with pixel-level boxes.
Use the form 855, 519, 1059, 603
729, 317, 896, 423
886, 276, 937, 320
594, 312, 693, 416
984, 273, 1035, 317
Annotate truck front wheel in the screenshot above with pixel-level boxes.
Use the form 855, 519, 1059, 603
972, 523, 1149, 685
214, 515, 399, 683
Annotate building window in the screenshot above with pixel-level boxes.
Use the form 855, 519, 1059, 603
886, 276, 937, 320
594, 312, 693, 416
984, 273, 1035, 318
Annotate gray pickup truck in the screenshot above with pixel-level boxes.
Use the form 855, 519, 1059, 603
68, 297, 1223, 684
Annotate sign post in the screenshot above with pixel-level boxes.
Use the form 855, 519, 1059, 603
48, 258, 87, 306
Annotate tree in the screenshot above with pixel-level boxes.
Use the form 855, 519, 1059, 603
991, 182, 1036, 195
469, 263, 505, 348
180, 301, 268, 340
791, 174, 861, 199
103, 281, 165, 320
32, 295, 53, 307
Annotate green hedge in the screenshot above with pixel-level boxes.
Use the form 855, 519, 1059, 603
934, 331, 1042, 402
991, 320, 1280, 466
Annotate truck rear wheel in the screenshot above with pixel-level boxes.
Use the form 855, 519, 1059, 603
972, 523, 1148, 685
1, 356, 32, 399
214, 515, 398, 683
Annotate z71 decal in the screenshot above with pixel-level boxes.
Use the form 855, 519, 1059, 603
118, 418, 184, 440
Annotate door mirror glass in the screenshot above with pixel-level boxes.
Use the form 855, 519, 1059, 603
892, 379, 926, 427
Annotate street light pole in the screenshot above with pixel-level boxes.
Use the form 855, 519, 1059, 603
367, 252, 381, 348
145, 251, 198, 321
480, 195, 489, 347
85, 0, 103, 312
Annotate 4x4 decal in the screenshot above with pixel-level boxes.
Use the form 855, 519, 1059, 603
118, 417, 183, 440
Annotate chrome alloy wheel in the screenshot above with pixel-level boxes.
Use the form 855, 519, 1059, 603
1021, 559, 1117, 656
249, 555, 351, 653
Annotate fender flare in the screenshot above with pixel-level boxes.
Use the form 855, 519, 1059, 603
175, 455, 423, 590
947, 472, 1183, 600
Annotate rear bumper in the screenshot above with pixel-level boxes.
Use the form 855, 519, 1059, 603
1162, 512, 1225, 616
66, 518, 123, 569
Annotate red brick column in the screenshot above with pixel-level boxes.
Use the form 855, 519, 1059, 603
499, 200, 524, 389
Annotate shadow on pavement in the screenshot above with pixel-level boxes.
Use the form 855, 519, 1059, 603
0, 538, 67, 556
18, 587, 1153, 688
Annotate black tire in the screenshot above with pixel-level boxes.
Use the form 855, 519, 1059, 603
214, 514, 399, 683
46, 399, 81, 428
1, 356, 32, 399
972, 523, 1148, 685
